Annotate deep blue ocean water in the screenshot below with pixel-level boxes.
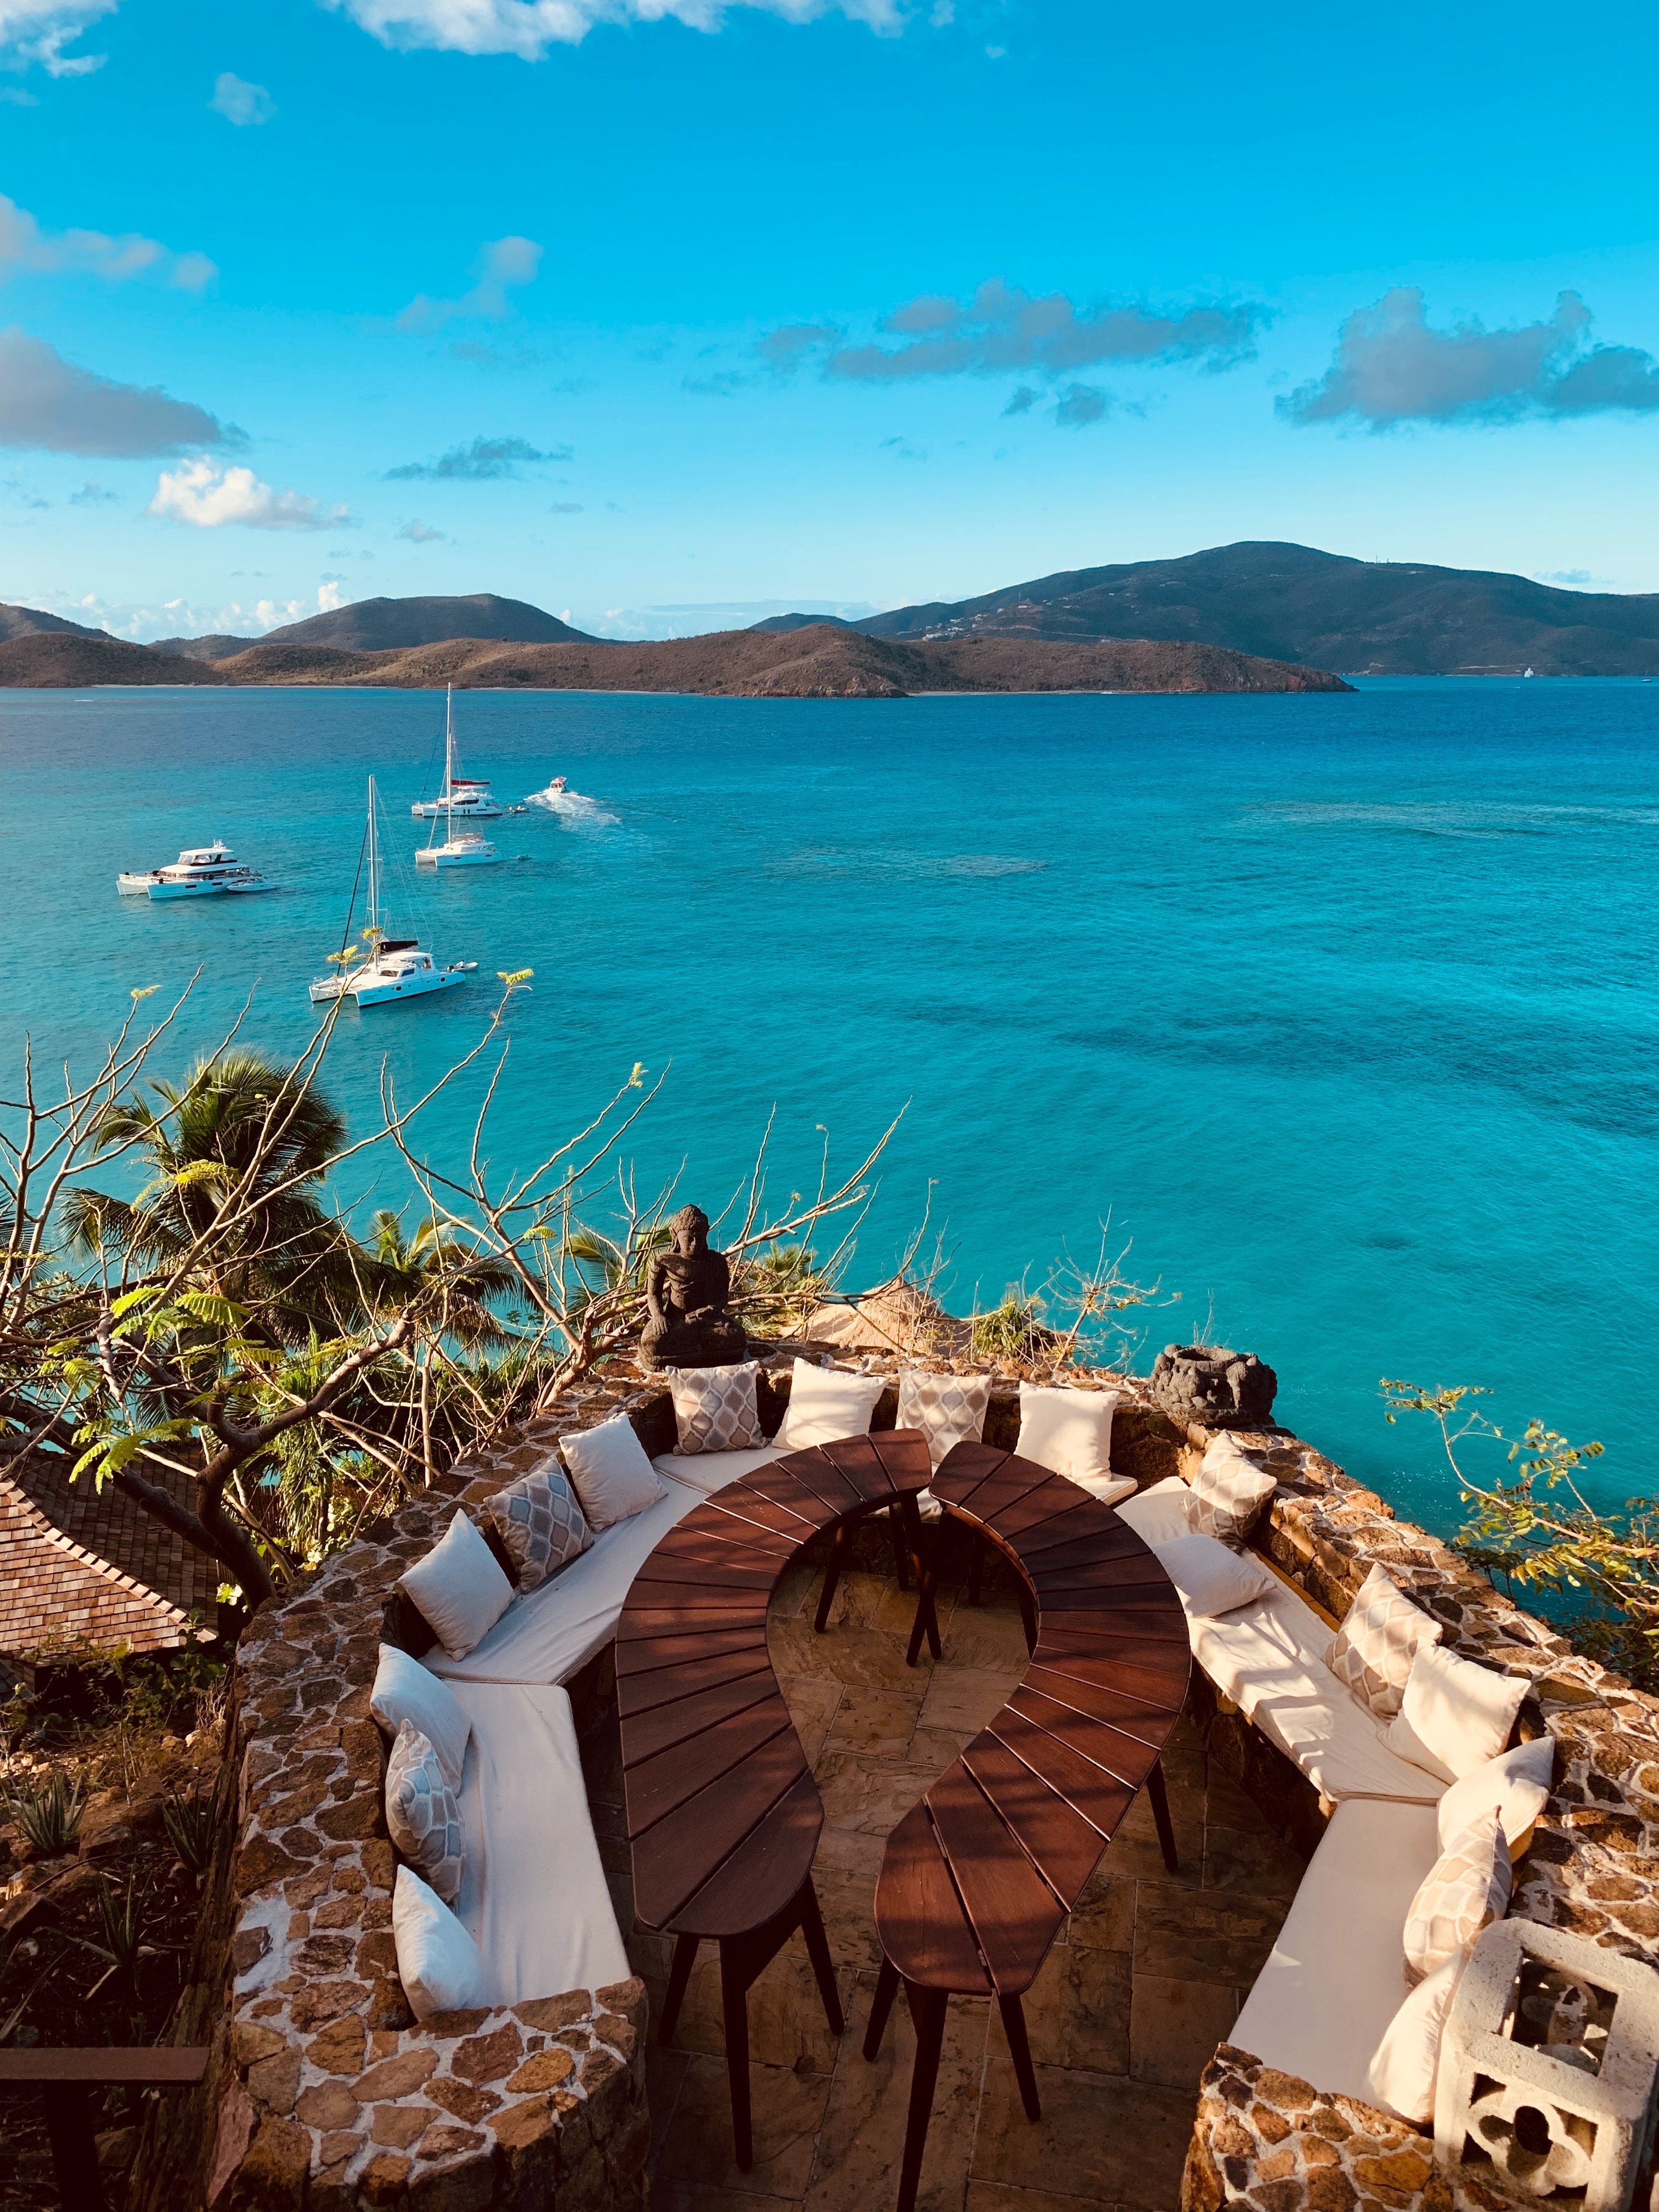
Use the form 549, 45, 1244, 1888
3, 677, 1656, 1537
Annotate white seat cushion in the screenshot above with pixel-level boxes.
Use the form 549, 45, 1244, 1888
1231, 1798, 1441, 2103
447, 1679, 630, 2006
1189, 1576, 1444, 1805
652, 1444, 786, 1495
1066, 1471, 1136, 1509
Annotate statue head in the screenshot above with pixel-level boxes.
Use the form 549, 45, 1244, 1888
669, 1203, 710, 1257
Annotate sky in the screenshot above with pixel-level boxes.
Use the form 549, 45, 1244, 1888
2, 0, 1657, 640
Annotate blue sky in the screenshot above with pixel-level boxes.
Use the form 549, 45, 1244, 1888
2, 0, 1657, 639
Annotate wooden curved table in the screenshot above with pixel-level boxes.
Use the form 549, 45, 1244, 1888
617, 1427, 939, 2168
867, 1440, 1192, 2212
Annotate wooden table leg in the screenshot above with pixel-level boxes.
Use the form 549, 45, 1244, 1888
814, 1519, 851, 1634
658, 1932, 698, 2042
896, 1982, 949, 2212
1016, 1582, 1037, 1656
887, 1503, 912, 1592
967, 1539, 984, 1607
719, 1944, 754, 2171
998, 1995, 1041, 2121
799, 1881, 844, 2036
1146, 1758, 1180, 1872
899, 1499, 941, 1668
42, 2081, 106, 2212
862, 1956, 900, 2059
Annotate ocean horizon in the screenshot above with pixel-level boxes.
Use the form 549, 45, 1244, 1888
4, 673, 1655, 1541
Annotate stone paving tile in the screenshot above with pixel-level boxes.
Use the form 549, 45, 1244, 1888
644, 1542, 1306, 2212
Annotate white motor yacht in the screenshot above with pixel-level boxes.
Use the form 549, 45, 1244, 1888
117, 841, 276, 900
311, 779, 476, 1007
410, 688, 501, 819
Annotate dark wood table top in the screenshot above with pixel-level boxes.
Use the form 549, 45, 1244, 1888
619, 1428, 934, 1942
875, 1440, 1190, 1999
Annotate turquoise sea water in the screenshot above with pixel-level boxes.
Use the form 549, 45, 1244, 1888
3, 678, 1656, 1537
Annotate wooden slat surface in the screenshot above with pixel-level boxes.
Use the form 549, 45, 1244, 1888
874, 1443, 1190, 1998
620, 1429, 933, 1943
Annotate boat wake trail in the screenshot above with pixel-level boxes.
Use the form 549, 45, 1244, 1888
524, 786, 619, 830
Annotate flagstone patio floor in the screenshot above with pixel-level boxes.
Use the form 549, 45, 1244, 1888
579, 1514, 1306, 2212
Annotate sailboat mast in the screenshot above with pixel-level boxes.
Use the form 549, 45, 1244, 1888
366, 776, 381, 936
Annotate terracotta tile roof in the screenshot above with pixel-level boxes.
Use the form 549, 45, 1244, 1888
0, 1455, 210, 1662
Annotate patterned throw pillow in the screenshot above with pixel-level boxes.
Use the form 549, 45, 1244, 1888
481, 1462, 592, 1592
897, 1369, 991, 1469
1402, 1807, 1511, 1984
386, 1721, 465, 1905
1187, 1435, 1278, 1546
1328, 1562, 1443, 1720
667, 1361, 766, 1454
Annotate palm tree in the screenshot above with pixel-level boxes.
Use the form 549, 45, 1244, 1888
63, 1049, 360, 1335
366, 1209, 520, 1353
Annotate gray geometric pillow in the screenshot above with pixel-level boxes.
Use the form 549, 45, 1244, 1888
1402, 1807, 1511, 1984
481, 1461, 591, 1592
897, 1369, 991, 1470
667, 1361, 765, 1454
1188, 1436, 1278, 1546
1329, 1562, 1442, 1720
386, 1721, 464, 1905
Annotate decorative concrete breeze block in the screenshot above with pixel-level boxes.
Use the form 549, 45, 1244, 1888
1435, 1918, 1659, 2212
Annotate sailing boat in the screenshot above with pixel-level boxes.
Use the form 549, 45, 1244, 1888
415, 685, 500, 867
410, 687, 502, 819
310, 777, 476, 1007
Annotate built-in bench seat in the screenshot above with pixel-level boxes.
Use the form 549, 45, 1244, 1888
1187, 1572, 1444, 1808
448, 1679, 632, 2004
426, 1446, 785, 1688
1229, 1797, 1441, 2104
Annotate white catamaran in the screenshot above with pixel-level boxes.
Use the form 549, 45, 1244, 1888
410, 687, 501, 820
117, 840, 276, 900
311, 778, 476, 1007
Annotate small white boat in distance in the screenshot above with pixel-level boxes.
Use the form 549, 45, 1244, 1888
411, 687, 501, 819
118, 841, 276, 900
311, 778, 475, 1007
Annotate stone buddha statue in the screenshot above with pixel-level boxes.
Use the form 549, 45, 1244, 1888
639, 1204, 748, 1370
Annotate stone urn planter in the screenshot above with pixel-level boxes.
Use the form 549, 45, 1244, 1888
1149, 1342, 1278, 1429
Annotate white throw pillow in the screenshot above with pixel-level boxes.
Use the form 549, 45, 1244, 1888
1155, 1531, 1277, 1619
897, 1369, 991, 1470
1435, 1735, 1555, 1860
399, 1510, 515, 1660
1187, 1434, 1278, 1546
774, 1358, 885, 1451
1386, 1641, 1530, 1785
1116, 1478, 1200, 1549
1015, 1383, 1118, 1482
1402, 1807, 1511, 1984
392, 1865, 488, 2022
667, 1361, 766, 1454
560, 1413, 669, 1531
1367, 1954, 1465, 2125
370, 1643, 471, 1789
385, 1722, 465, 1905
1328, 1563, 1443, 1720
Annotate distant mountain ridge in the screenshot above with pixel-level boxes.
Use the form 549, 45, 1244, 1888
0, 602, 113, 644
151, 592, 598, 661
851, 541, 1659, 675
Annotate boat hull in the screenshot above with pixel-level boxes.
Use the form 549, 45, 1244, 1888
415, 848, 499, 868
351, 969, 468, 1006
132, 876, 277, 900
411, 798, 501, 820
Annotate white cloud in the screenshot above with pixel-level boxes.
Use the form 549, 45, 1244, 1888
397, 518, 447, 541
0, 0, 115, 74
149, 458, 352, 531
210, 71, 275, 124
317, 578, 346, 611
0, 193, 216, 289
323, 0, 899, 61
397, 235, 542, 334
0, 328, 232, 455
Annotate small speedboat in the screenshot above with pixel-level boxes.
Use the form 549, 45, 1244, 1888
117, 841, 276, 900
311, 779, 473, 1008
411, 687, 501, 819
524, 776, 567, 807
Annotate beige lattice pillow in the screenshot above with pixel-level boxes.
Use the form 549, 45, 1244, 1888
1187, 1435, 1277, 1546
386, 1722, 465, 1905
481, 1462, 592, 1590
1328, 1562, 1442, 1719
1402, 1807, 1511, 1984
667, 1362, 767, 1454
897, 1369, 990, 1469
